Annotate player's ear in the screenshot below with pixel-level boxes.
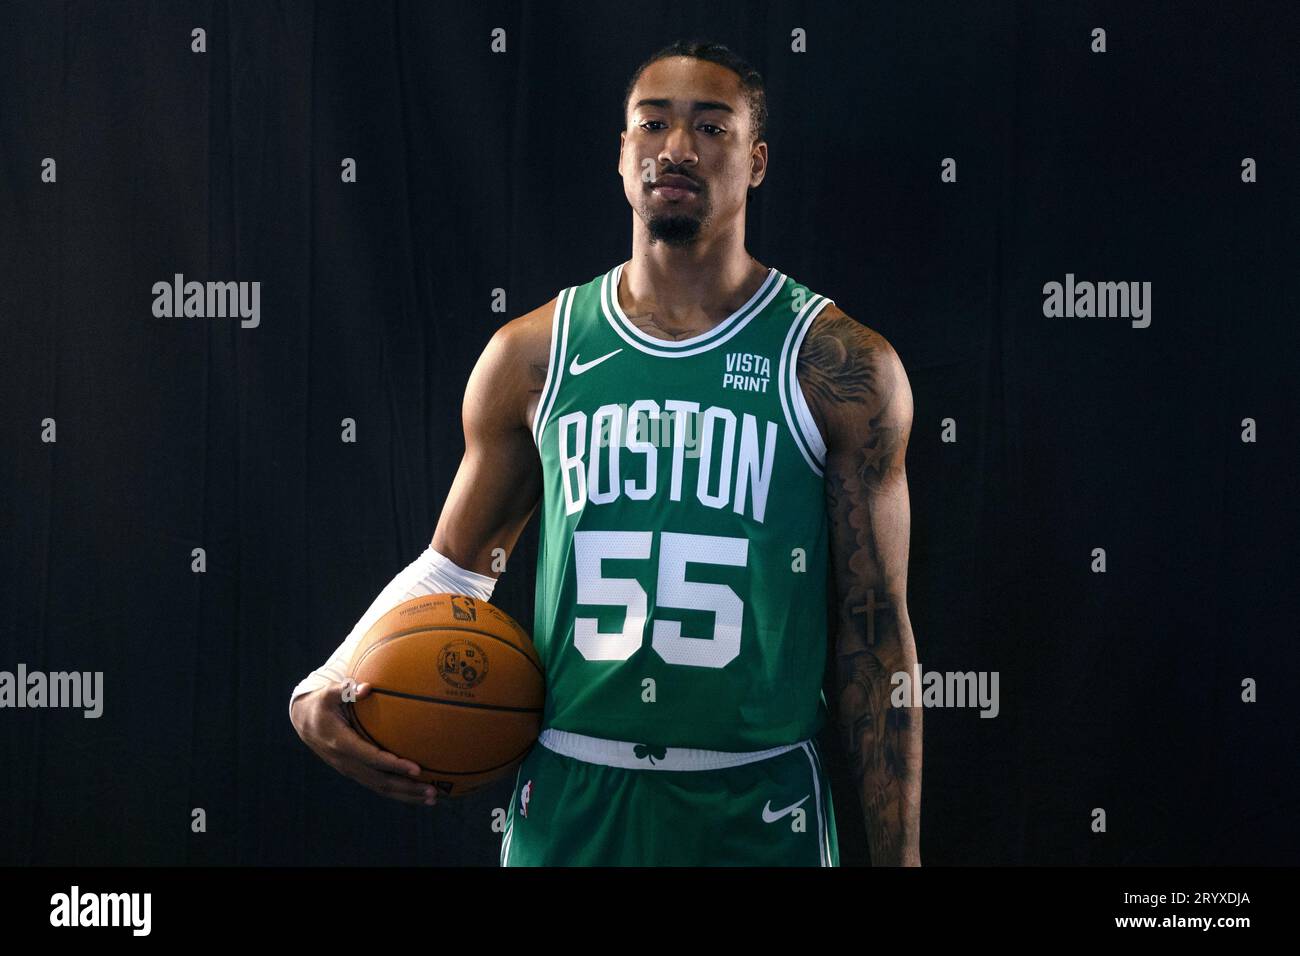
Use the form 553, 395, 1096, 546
749, 140, 768, 189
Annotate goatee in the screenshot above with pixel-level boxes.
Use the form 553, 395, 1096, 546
647, 213, 703, 247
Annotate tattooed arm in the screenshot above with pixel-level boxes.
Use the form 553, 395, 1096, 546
798, 305, 921, 866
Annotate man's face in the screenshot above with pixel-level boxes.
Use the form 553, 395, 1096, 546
619, 57, 766, 248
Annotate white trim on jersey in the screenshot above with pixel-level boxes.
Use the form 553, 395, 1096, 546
537, 727, 805, 771
788, 306, 830, 462
600, 263, 786, 357
499, 764, 522, 866
799, 741, 831, 866
500, 821, 514, 866
777, 294, 835, 477
530, 287, 575, 447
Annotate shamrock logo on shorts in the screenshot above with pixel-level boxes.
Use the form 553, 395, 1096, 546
633, 743, 667, 765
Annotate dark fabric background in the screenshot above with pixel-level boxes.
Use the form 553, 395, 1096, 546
1, 0, 1296, 866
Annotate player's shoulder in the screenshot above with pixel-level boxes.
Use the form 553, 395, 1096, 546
801, 301, 901, 371
491, 296, 557, 358
796, 301, 911, 439
465, 297, 559, 432
472, 296, 559, 398
488, 262, 621, 362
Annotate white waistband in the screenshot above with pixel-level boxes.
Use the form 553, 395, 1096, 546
536, 728, 805, 771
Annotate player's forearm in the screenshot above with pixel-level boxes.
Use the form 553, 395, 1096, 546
832, 603, 922, 866
287, 546, 499, 719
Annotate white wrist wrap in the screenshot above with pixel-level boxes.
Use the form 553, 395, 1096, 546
289, 547, 498, 714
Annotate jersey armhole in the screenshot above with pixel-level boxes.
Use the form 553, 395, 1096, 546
531, 287, 574, 447
779, 295, 834, 476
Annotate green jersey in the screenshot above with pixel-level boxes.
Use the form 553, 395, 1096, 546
530, 261, 836, 752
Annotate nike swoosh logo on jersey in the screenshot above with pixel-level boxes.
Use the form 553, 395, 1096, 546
761, 795, 811, 823
569, 348, 623, 375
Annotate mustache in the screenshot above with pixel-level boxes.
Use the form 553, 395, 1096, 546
647, 173, 702, 190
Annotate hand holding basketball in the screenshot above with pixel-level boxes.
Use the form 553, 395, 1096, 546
343, 593, 545, 798
291, 680, 442, 807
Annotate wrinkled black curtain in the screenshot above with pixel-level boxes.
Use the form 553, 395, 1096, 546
2, 0, 1296, 866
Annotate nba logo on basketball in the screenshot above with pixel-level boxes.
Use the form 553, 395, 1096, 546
450, 595, 477, 621
520, 779, 533, 818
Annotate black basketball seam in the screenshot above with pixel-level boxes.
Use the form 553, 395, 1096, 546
408, 739, 536, 777
351, 705, 537, 778
346, 618, 544, 787
368, 686, 543, 713
352, 624, 546, 680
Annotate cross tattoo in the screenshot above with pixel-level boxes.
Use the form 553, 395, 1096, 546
851, 588, 891, 646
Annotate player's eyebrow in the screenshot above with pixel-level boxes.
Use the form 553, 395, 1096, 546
633, 98, 735, 115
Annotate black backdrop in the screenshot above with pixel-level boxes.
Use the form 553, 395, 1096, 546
1, 1, 1296, 866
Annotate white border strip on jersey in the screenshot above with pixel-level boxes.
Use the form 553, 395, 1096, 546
500, 820, 514, 866
778, 294, 835, 476
605, 262, 781, 349
799, 741, 830, 867
600, 265, 786, 358
537, 727, 804, 771
808, 739, 837, 866
530, 287, 575, 447
788, 303, 831, 463
500, 764, 522, 866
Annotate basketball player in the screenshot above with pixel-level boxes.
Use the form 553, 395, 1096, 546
290, 40, 921, 866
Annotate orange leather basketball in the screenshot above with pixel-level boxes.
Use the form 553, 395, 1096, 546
346, 593, 544, 797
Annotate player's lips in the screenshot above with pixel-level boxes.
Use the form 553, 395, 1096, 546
651, 174, 700, 200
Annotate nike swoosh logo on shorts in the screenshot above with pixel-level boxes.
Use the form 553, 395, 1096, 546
569, 348, 622, 375
762, 795, 811, 823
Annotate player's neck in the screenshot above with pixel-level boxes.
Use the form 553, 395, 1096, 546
619, 242, 769, 338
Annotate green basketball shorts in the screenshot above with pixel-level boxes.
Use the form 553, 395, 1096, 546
499, 728, 840, 866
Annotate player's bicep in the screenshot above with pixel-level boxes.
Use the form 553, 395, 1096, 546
803, 316, 913, 645
432, 325, 543, 574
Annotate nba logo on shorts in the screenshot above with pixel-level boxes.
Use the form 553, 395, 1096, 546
520, 779, 533, 818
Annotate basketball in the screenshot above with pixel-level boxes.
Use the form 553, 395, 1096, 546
345, 593, 544, 798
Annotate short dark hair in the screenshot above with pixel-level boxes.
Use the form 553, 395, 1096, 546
622, 40, 768, 144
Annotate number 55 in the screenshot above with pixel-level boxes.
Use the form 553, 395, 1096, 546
572, 530, 749, 668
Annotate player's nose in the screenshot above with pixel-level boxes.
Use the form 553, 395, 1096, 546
659, 123, 699, 166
